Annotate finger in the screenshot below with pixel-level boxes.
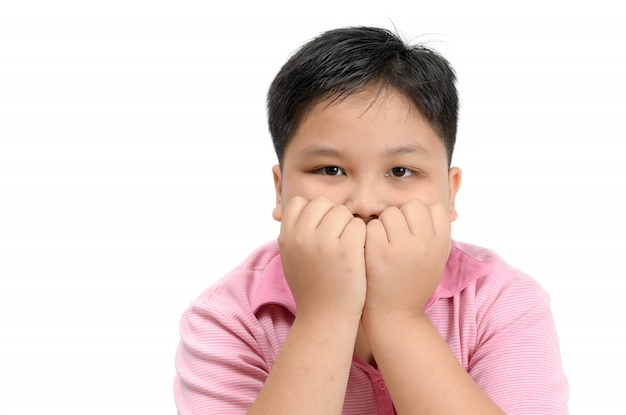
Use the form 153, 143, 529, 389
365, 217, 389, 248
340, 216, 367, 247
317, 204, 356, 240
280, 195, 309, 229
401, 198, 434, 237
429, 202, 452, 240
377, 206, 409, 244
294, 195, 335, 230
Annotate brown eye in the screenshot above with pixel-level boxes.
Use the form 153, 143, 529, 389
392, 167, 406, 177
388, 167, 413, 177
314, 166, 344, 176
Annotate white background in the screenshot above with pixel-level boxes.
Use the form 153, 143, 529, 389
1, 1, 624, 413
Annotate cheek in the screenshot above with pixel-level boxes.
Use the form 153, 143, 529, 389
284, 176, 338, 202
400, 181, 448, 206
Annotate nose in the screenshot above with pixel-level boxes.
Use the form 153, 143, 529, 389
344, 179, 386, 224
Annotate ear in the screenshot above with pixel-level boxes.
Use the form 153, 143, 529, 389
271, 164, 283, 222
447, 167, 462, 222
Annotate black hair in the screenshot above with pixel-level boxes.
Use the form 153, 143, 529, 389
267, 26, 459, 167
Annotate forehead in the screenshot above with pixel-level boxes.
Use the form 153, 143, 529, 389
286, 85, 446, 160
312, 85, 418, 121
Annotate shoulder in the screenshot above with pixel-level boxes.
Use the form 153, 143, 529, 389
187, 239, 282, 318
174, 241, 287, 413
452, 240, 547, 294
451, 240, 553, 326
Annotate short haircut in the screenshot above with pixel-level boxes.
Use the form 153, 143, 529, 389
267, 26, 459, 167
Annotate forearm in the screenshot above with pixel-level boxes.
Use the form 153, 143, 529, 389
248, 312, 361, 415
363, 313, 505, 415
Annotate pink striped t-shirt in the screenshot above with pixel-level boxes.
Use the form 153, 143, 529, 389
174, 239, 569, 414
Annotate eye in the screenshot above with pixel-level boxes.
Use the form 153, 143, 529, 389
386, 167, 415, 178
314, 166, 345, 176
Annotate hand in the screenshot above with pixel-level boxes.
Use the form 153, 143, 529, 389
278, 195, 367, 319
363, 199, 451, 317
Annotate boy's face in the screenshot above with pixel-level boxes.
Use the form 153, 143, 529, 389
272, 86, 461, 224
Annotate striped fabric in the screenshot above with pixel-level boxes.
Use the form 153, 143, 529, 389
174, 240, 569, 414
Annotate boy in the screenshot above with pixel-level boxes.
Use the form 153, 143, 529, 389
174, 26, 569, 414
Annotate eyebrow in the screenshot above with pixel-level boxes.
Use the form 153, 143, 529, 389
300, 146, 345, 160
300, 143, 430, 160
384, 144, 430, 158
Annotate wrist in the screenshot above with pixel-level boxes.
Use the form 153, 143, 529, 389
295, 308, 363, 331
361, 308, 428, 338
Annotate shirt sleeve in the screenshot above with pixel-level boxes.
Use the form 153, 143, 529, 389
470, 274, 570, 414
173, 297, 271, 415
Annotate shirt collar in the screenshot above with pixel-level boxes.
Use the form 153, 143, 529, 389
252, 248, 296, 314
424, 239, 493, 309
252, 239, 492, 315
